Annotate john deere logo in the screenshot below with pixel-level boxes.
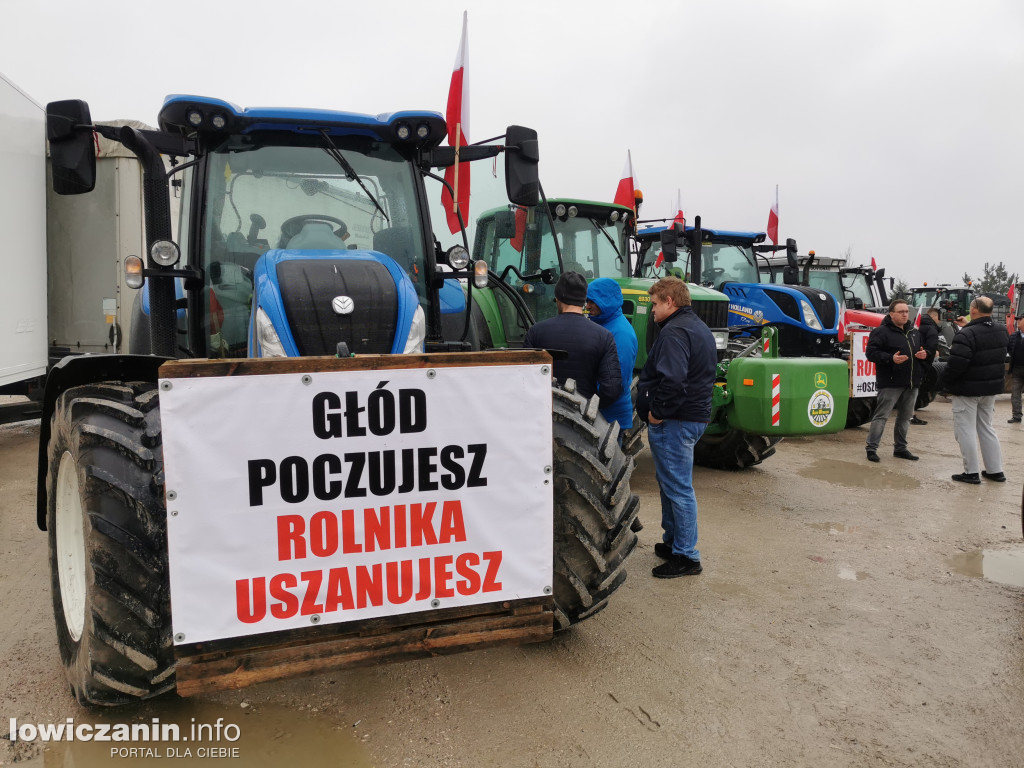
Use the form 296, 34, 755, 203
808, 389, 834, 428
814, 372, 828, 388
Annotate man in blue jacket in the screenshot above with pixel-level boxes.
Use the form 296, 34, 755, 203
636, 277, 717, 578
586, 278, 639, 436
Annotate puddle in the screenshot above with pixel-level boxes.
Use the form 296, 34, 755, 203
838, 567, 871, 581
797, 459, 920, 490
808, 522, 863, 534
16, 699, 372, 767
948, 549, 1024, 588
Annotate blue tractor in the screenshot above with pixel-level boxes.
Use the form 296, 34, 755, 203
635, 223, 839, 358
40, 95, 638, 705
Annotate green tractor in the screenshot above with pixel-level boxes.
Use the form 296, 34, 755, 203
471, 200, 849, 468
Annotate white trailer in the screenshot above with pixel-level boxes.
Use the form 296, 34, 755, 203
0, 72, 47, 391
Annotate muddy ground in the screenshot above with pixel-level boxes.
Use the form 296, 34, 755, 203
2, 397, 1024, 767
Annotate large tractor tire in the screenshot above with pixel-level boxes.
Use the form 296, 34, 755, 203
693, 430, 782, 470
620, 376, 646, 458
46, 381, 175, 706
551, 381, 640, 630
846, 396, 877, 428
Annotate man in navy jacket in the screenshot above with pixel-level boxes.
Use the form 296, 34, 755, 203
636, 277, 716, 578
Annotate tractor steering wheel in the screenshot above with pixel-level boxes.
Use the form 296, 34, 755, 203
279, 214, 349, 243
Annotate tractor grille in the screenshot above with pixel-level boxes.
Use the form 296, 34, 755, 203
691, 298, 729, 330
276, 259, 398, 356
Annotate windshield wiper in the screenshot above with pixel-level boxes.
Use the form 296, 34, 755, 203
587, 218, 624, 262
317, 129, 389, 224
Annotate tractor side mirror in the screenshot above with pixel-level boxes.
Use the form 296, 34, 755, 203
504, 125, 539, 207
493, 209, 517, 239
659, 223, 683, 263
47, 99, 96, 195
783, 266, 801, 285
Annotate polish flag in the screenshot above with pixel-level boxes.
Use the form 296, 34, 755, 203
613, 151, 636, 212
871, 257, 878, 270
673, 188, 685, 228
766, 185, 779, 245
441, 12, 470, 235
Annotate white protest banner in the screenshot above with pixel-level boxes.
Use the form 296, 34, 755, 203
849, 329, 877, 397
160, 362, 553, 645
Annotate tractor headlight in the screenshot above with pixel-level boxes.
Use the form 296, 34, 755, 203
800, 300, 823, 331
713, 331, 729, 350
150, 240, 180, 267
255, 307, 287, 357
446, 244, 470, 270
403, 305, 426, 354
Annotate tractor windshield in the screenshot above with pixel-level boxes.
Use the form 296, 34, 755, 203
551, 212, 628, 279
842, 272, 876, 308
199, 134, 426, 356
910, 290, 939, 308
697, 242, 759, 288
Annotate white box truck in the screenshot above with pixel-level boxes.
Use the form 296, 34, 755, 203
0, 72, 47, 393
1, 72, 158, 423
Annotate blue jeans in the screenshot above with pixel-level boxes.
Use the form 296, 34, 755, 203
647, 419, 707, 561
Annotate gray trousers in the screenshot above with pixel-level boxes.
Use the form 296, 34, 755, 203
951, 395, 1002, 474
866, 387, 918, 453
1010, 368, 1024, 419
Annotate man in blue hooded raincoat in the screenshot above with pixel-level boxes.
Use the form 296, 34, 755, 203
586, 278, 639, 435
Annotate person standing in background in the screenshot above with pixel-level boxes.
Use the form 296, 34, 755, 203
910, 307, 940, 426
1006, 315, 1024, 424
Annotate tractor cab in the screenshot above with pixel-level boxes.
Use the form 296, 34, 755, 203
47, 95, 540, 362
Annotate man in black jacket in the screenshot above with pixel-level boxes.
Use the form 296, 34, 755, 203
636, 277, 717, 578
944, 296, 1009, 484
523, 271, 622, 408
864, 298, 928, 462
1006, 315, 1024, 423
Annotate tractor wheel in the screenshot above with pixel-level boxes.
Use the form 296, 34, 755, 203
846, 396, 877, 428
693, 430, 782, 470
46, 381, 175, 706
620, 376, 646, 457
551, 380, 640, 630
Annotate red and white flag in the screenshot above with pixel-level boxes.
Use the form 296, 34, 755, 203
871, 257, 878, 270
441, 12, 471, 235
766, 185, 779, 245
672, 188, 685, 228
613, 151, 636, 212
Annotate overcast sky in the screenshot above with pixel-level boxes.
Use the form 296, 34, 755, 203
2, 0, 1021, 287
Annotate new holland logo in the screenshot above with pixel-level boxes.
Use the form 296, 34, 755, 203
814, 372, 828, 388
807, 389, 834, 428
332, 296, 355, 315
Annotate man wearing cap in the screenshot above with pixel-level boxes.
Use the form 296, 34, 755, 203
523, 271, 623, 409
1006, 315, 1024, 424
